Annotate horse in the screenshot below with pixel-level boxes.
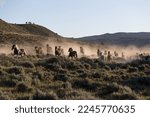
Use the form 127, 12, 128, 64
80, 47, 84, 55
68, 48, 78, 59
35, 46, 43, 56
55, 46, 61, 56
11, 44, 26, 57
107, 51, 112, 62
46, 44, 53, 55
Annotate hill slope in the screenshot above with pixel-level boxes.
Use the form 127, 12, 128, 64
0, 55, 150, 100
78, 32, 150, 47
0, 19, 61, 45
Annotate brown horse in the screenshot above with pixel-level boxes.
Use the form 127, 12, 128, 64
68, 48, 78, 59
55, 46, 61, 56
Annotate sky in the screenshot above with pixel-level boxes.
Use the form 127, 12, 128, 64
0, 0, 150, 37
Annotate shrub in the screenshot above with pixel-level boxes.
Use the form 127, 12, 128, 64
97, 83, 119, 96
19, 61, 35, 68
17, 95, 32, 100
0, 91, 9, 100
79, 57, 93, 65
57, 69, 68, 74
46, 57, 60, 64
78, 72, 89, 78
83, 63, 91, 70
92, 72, 101, 78
32, 90, 58, 100
32, 71, 44, 80
104, 65, 111, 70
64, 61, 80, 70
63, 81, 72, 89
16, 82, 31, 93
110, 93, 138, 100
0, 69, 8, 78
97, 83, 133, 98
127, 66, 138, 73
45, 63, 61, 71
5, 66, 24, 75
31, 78, 41, 87
123, 77, 150, 89
72, 79, 97, 91
0, 79, 17, 87
53, 74, 68, 82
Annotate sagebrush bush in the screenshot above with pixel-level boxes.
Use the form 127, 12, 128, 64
32, 71, 44, 80
53, 74, 68, 82
5, 66, 24, 75
46, 57, 61, 64
64, 61, 80, 70
45, 63, 61, 71
19, 61, 35, 68
32, 90, 58, 100
0, 90, 9, 100
72, 78, 97, 91
16, 82, 31, 93
127, 66, 138, 73
110, 93, 138, 100
0, 79, 17, 87
0, 54, 149, 100
92, 72, 101, 78
83, 63, 91, 70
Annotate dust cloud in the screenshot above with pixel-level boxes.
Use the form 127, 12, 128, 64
0, 38, 150, 61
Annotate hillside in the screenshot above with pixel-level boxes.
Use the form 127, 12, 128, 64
0, 19, 61, 45
0, 55, 150, 100
78, 32, 150, 47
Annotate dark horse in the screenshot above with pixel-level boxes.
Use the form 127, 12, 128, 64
55, 46, 61, 56
11, 45, 26, 57
68, 48, 78, 59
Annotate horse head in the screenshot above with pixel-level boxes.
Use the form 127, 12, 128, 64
68, 48, 73, 52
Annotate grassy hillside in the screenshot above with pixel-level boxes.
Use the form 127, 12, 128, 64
0, 55, 149, 100
0, 19, 61, 45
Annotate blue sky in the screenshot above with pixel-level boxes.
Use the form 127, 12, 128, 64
0, 0, 150, 37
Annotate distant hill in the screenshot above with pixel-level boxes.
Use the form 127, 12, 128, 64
78, 32, 150, 47
0, 19, 61, 45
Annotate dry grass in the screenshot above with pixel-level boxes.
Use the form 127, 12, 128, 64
0, 54, 149, 100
